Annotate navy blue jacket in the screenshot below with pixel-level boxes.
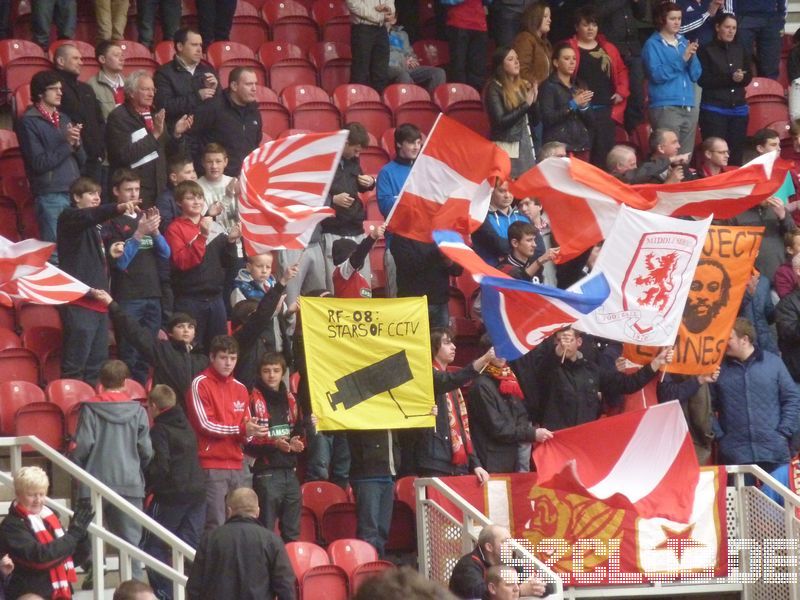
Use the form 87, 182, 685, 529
713, 348, 800, 465
15, 106, 85, 196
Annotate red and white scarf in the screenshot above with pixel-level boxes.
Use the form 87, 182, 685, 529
435, 362, 474, 466
13, 501, 76, 599
35, 103, 60, 129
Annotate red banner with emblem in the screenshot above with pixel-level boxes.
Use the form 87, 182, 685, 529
429, 467, 728, 585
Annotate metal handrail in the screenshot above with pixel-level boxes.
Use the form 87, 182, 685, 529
0, 436, 195, 600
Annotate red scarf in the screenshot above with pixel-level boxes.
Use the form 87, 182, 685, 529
139, 109, 153, 132
485, 364, 524, 399
435, 362, 473, 466
13, 501, 76, 599
35, 103, 60, 128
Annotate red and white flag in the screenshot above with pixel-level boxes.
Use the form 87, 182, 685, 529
509, 157, 654, 263
238, 130, 347, 253
0, 237, 89, 306
386, 114, 511, 242
637, 151, 791, 218
533, 401, 700, 522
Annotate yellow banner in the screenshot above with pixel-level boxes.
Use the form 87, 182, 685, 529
300, 296, 435, 431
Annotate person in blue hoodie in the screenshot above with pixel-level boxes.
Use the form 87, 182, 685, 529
642, 1, 703, 157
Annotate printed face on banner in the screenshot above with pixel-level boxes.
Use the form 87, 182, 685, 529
300, 296, 435, 431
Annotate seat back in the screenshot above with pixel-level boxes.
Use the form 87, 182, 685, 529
15, 401, 65, 451
0, 130, 20, 154
117, 40, 159, 75
746, 77, 787, 100
12, 84, 31, 120
395, 475, 417, 511
154, 40, 176, 65
0, 348, 39, 385
300, 480, 348, 522
285, 541, 329, 579
312, 0, 350, 26
281, 84, 332, 110
45, 378, 96, 412
332, 83, 380, 111
320, 502, 357, 543
16, 302, 62, 331
262, 0, 311, 22
300, 564, 349, 600
21, 326, 62, 361
350, 561, 395, 594
258, 41, 304, 67
0, 380, 45, 435
206, 40, 257, 69
0, 327, 21, 351
0, 39, 46, 64
383, 83, 432, 109
432, 82, 480, 111
269, 60, 318, 95
326, 538, 378, 578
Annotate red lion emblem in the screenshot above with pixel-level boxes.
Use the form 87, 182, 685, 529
633, 251, 679, 311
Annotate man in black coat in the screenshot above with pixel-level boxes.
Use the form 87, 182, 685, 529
52, 43, 106, 182
186, 487, 296, 600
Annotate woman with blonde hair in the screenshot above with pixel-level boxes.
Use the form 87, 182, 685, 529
513, 2, 553, 87
0, 466, 93, 599
485, 46, 538, 177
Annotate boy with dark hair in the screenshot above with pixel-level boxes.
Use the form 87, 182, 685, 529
143, 384, 206, 600
166, 180, 239, 352
186, 335, 269, 531
247, 352, 305, 542
157, 154, 198, 233
106, 168, 171, 385
498, 221, 557, 283
58, 177, 139, 385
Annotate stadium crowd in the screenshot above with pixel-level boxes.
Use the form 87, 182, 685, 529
0, 0, 799, 598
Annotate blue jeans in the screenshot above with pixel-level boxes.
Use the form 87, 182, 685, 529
137, 0, 181, 47
117, 297, 162, 385
31, 0, 76, 47
305, 430, 351, 489
60, 305, 108, 386
173, 294, 227, 354
143, 499, 206, 600
737, 14, 783, 80
35, 193, 71, 258
352, 479, 394, 557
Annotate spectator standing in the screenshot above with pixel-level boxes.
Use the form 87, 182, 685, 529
158, 154, 199, 233
346, 0, 394, 93
31, 0, 76, 49
94, 0, 130, 42
88, 41, 127, 121
189, 67, 261, 178
376, 123, 422, 297
472, 181, 530, 266
185, 336, 268, 531
678, 0, 730, 45
196, 0, 237, 47
567, 6, 630, 168
774, 231, 800, 299
143, 385, 207, 600
713, 318, 800, 472
446, 0, 488, 90
138, 0, 182, 49
490, 0, 533, 48
186, 488, 296, 600
485, 47, 537, 178
16, 71, 85, 246
740, 268, 778, 354
513, 2, 552, 88
538, 43, 594, 158
697, 12, 751, 166
735, 0, 785, 80
0, 1, 9, 39
331, 225, 386, 298
106, 71, 193, 207
105, 170, 171, 385
387, 23, 447, 93
52, 43, 107, 183
775, 255, 800, 380
71, 360, 154, 581
58, 178, 139, 385
642, 2, 702, 157
154, 28, 219, 132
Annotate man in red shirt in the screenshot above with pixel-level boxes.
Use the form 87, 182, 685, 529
185, 335, 268, 531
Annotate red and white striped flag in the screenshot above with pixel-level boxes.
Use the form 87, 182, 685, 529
386, 114, 511, 242
0, 237, 89, 306
238, 130, 347, 253
533, 401, 699, 522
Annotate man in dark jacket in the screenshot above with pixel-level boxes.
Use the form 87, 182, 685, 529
188, 67, 261, 178
16, 70, 85, 247
321, 122, 376, 289
186, 487, 296, 600
57, 177, 139, 385
143, 384, 207, 600
53, 43, 106, 182
106, 71, 192, 207
776, 254, 800, 382
154, 27, 219, 132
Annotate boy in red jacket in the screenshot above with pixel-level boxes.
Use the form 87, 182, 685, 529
185, 335, 268, 531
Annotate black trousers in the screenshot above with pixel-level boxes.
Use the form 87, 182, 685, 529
699, 109, 749, 167
350, 23, 390, 93
446, 26, 487, 91
196, 0, 236, 45
253, 468, 301, 543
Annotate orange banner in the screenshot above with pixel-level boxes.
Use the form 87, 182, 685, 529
624, 226, 763, 375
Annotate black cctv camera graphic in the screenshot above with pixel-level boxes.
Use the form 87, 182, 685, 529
326, 350, 429, 418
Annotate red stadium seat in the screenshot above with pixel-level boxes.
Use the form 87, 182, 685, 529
747, 103, 790, 136
766, 120, 791, 139
262, 1, 320, 54
312, 0, 351, 45
746, 77, 787, 101
326, 538, 378, 578
308, 42, 352, 95
351, 561, 395, 594
230, 0, 270, 51
48, 39, 99, 81
242, 0, 269, 8
0, 130, 20, 154
299, 564, 348, 600
15, 401, 65, 451
258, 43, 318, 95
96, 378, 147, 400
0, 305, 15, 331
0, 40, 52, 98
432, 83, 488, 136
299, 506, 318, 542
12, 84, 31, 120
383, 84, 440, 134
0, 380, 45, 435
117, 40, 159, 76
380, 127, 397, 158
206, 41, 267, 87
300, 480, 348, 524
285, 541, 329, 577
359, 146, 389, 175
17, 204, 39, 240
413, 39, 450, 67
320, 501, 357, 543
154, 40, 176, 65
258, 41, 305, 65
45, 378, 95, 411
22, 326, 62, 383
0, 327, 22, 351
254, 85, 292, 138
387, 499, 415, 552
0, 348, 39, 385
1, 175, 33, 210
0, 199, 20, 241
332, 84, 393, 140
16, 301, 62, 331
280, 84, 341, 132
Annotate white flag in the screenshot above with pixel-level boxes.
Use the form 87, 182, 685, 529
573, 205, 711, 345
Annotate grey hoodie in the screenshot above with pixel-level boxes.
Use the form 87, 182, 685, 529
71, 401, 154, 499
